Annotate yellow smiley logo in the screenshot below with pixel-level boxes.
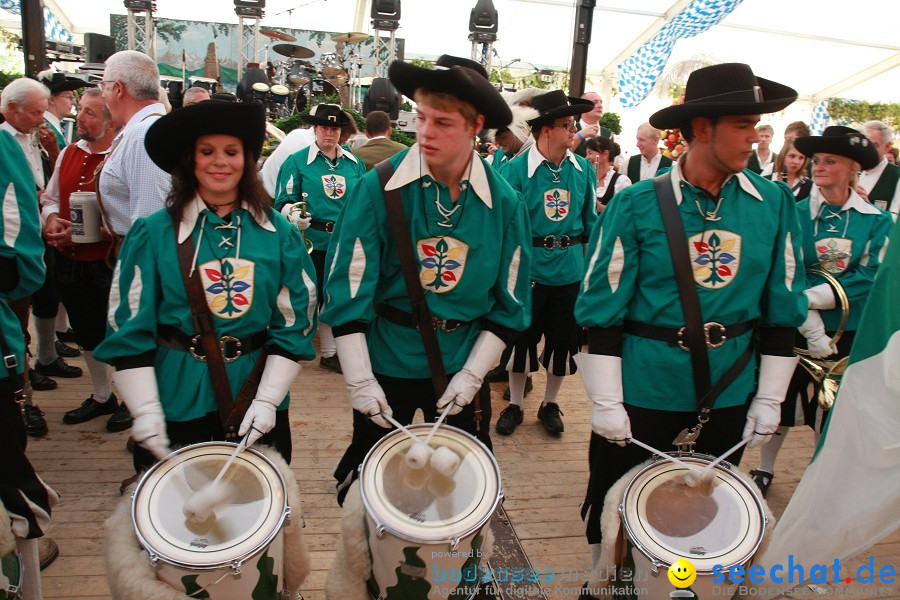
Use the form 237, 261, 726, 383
668, 559, 697, 588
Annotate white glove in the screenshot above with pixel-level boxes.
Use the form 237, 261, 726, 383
112, 367, 170, 460
743, 354, 798, 448
280, 202, 312, 231
805, 283, 836, 310
239, 354, 301, 447
798, 309, 836, 359
437, 331, 506, 416
576, 352, 631, 446
335, 332, 392, 428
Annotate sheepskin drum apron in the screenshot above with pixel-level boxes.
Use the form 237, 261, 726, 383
616, 454, 767, 599
359, 424, 501, 600
1, 549, 23, 599
131, 442, 290, 599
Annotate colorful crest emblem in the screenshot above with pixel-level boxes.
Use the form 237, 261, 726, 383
417, 236, 468, 293
321, 174, 347, 200
688, 230, 742, 288
198, 258, 255, 318
816, 237, 852, 274
543, 188, 569, 221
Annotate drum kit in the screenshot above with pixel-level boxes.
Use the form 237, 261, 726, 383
252, 29, 369, 119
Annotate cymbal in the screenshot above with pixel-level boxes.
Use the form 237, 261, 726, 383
272, 43, 315, 59
260, 29, 297, 42
331, 32, 369, 44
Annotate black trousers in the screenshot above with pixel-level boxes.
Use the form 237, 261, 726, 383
581, 401, 750, 545
30, 245, 59, 319
53, 250, 112, 350
333, 373, 493, 505
510, 282, 581, 376
311, 248, 327, 307
781, 330, 855, 428
133, 409, 293, 473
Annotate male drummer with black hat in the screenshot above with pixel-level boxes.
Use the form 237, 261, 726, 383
574, 63, 807, 593
496, 90, 598, 436
274, 103, 366, 374
320, 57, 532, 506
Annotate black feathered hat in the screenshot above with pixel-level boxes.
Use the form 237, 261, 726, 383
144, 100, 265, 173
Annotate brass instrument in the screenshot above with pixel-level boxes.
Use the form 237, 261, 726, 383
795, 268, 850, 410
289, 192, 314, 254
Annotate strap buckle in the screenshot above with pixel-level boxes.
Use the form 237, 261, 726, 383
324, 221, 334, 233
3, 353, 17, 371
432, 317, 461, 333
189, 335, 243, 362
677, 321, 728, 351
541, 234, 572, 250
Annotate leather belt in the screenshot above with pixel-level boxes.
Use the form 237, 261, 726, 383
157, 325, 267, 363
310, 219, 335, 233
532, 234, 582, 250
374, 303, 471, 334
624, 319, 757, 352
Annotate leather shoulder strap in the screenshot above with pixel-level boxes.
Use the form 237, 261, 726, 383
374, 161, 448, 397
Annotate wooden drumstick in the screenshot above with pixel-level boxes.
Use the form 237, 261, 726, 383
423, 402, 454, 447
183, 435, 248, 523
697, 437, 751, 481
628, 437, 705, 477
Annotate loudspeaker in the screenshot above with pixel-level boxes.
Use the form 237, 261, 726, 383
83, 33, 117, 63
363, 77, 400, 120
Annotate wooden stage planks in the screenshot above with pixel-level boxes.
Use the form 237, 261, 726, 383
23, 353, 900, 600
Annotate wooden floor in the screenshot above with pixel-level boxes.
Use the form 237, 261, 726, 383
23, 348, 900, 600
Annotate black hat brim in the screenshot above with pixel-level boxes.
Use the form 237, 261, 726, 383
794, 134, 880, 171
649, 76, 797, 130
528, 96, 592, 127
302, 112, 351, 127
388, 61, 511, 129
48, 79, 92, 95
144, 101, 266, 173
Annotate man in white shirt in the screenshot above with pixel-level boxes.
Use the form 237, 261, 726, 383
98, 50, 171, 239
626, 122, 672, 182
859, 120, 899, 220
260, 126, 315, 196
0, 78, 52, 190
747, 123, 774, 174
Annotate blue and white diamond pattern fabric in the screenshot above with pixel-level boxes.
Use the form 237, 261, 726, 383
0, 1, 74, 41
810, 99, 832, 135
617, 0, 743, 108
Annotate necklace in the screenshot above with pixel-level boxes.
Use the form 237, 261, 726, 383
320, 151, 339, 171
544, 161, 563, 183
693, 194, 724, 222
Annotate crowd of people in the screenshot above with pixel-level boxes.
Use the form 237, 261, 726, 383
1, 48, 897, 600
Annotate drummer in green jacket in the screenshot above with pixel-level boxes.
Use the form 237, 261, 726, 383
574, 64, 806, 583
321, 58, 533, 505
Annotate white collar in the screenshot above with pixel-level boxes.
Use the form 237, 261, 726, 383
641, 151, 660, 165
526, 143, 582, 178
44, 112, 62, 131
385, 144, 493, 209
177, 195, 275, 243
124, 103, 166, 131
366, 135, 388, 141
306, 142, 358, 165
0, 121, 29, 139
669, 157, 764, 205
74, 138, 112, 155
864, 156, 888, 178
808, 187, 882, 218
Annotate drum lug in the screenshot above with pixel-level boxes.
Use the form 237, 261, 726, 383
284, 505, 292, 525
231, 560, 243, 577
375, 524, 386, 539
449, 537, 460, 552
149, 553, 159, 569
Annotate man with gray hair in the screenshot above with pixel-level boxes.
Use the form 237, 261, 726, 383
747, 123, 774, 174
98, 50, 170, 245
860, 120, 899, 220
0, 77, 52, 190
182, 86, 210, 107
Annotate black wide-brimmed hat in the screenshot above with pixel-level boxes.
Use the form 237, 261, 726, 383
38, 71, 92, 95
144, 100, 265, 173
435, 54, 488, 79
388, 59, 511, 129
794, 126, 880, 171
527, 90, 592, 128
301, 103, 351, 127
649, 63, 797, 130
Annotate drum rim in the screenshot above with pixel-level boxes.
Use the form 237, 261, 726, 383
1, 548, 23, 596
359, 423, 502, 546
131, 441, 289, 571
619, 453, 767, 574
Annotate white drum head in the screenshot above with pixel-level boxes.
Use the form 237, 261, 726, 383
360, 424, 501, 545
270, 84, 289, 95
133, 442, 287, 570
251, 82, 270, 93
621, 455, 765, 572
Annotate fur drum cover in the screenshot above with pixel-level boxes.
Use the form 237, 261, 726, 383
0, 501, 14, 557
105, 445, 309, 599
584, 461, 776, 595
325, 481, 495, 600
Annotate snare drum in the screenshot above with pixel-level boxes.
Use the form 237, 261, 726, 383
0, 550, 22, 599
360, 424, 501, 600
269, 84, 289, 104
132, 442, 290, 599
619, 455, 767, 599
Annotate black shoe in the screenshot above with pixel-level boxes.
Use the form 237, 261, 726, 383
486, 364, 508, 383
55, 339, 81, 358
23, 404, 48, 437
503, 375, 533, 401
56, 328, 76, 343
63, 396, 118, 424
749, 469, 774, 498
35, 357, 82, 378
537, 402, 565, 434
106, 398, 132, 432
495, 404, 523, 435
28, 369, 58, 391
38, 537, 59, 570
319, 354, 342, 374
